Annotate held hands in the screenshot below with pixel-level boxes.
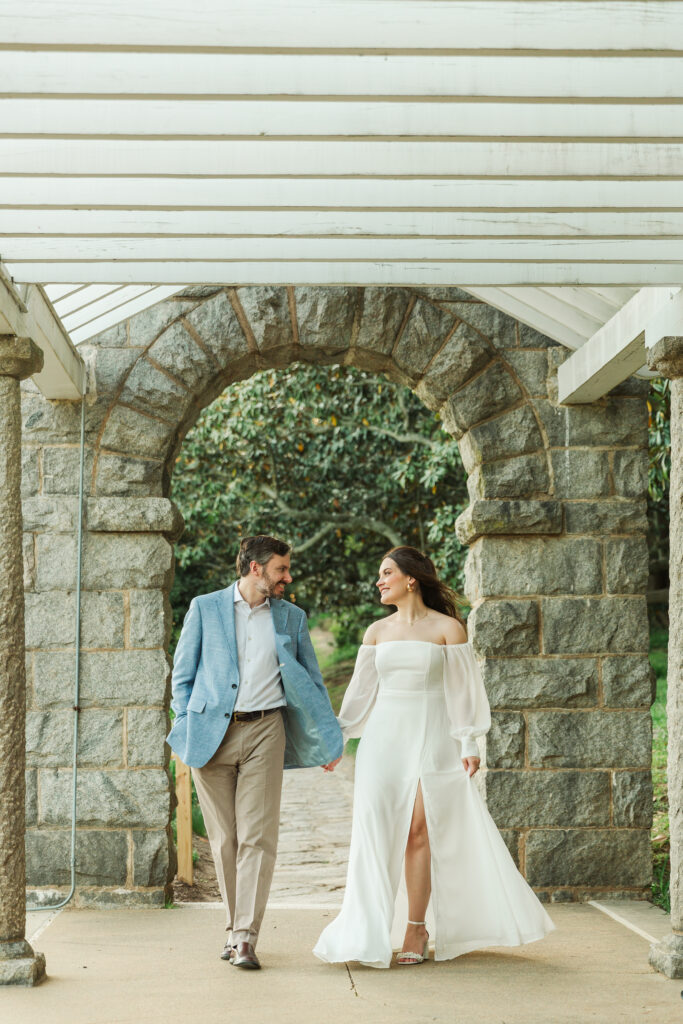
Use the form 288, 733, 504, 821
462, 756, 481, 778
322, 756, 343, 773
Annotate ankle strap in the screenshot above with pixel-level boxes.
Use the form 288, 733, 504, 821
408, 920, 425, 926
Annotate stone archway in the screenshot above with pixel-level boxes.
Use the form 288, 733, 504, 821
21, 285, 653, 906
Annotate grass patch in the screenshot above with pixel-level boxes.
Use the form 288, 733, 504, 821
650, 627, 669, 913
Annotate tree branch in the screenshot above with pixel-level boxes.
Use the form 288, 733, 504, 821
259, 485, 403, 547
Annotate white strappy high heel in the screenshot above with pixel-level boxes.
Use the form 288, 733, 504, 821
396, 920, 429, 965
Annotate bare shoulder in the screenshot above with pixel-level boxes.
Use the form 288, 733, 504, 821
362, 616, 394, 645
441, 615, 468, 646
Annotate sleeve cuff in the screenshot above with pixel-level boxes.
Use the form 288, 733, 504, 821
460, 737, 480, 759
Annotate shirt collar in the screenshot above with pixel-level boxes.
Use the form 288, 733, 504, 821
234, 581, 270, 610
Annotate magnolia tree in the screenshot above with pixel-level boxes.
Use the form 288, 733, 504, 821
171, 362, 468, 644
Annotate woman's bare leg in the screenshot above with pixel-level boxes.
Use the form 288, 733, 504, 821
402, 781, 430, 954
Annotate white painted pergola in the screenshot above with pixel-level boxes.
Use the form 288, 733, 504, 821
1, 1, 683, 402
1, 0, 683, 983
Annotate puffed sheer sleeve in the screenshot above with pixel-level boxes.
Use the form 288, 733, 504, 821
443, 642, 491, 759
337, 645, 379, 744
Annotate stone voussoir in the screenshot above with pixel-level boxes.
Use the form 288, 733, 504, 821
440, 361, 522, 437
459, 404, 544, 473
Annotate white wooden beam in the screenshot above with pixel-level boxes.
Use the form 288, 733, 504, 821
558, 287, 681, 402
1, 2, 682, 50
0, 269, 85, 398
2, 140, 683, 178
3, 52, 683, 99
3, 98, 683, 139
5, 210, 683, 238
1, 177, 681, 210
6, 237, 683, 261
9, 261, 683, 287
645, 289, 683, 349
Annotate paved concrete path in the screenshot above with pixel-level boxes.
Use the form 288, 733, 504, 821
269, 757, 354, 906
10, 904, 683, 1024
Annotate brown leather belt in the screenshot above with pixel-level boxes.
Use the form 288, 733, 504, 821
231, 706, 282, 723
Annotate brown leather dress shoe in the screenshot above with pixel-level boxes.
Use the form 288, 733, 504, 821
220, 941, 235, 962
231, 942, 261, 970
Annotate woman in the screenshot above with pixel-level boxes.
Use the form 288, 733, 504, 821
314, 546, 554, 968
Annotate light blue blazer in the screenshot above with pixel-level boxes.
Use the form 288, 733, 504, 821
166, 582, 343, 769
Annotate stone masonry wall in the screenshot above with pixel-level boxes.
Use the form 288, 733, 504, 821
21, 285, 653, 904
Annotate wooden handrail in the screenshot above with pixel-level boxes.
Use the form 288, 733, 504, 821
172, 753, 194, 886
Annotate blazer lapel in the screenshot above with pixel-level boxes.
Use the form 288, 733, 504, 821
270, 597, 290, 638
216, 582, 239, 674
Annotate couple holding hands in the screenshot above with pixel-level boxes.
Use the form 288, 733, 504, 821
168, 534, 553, 971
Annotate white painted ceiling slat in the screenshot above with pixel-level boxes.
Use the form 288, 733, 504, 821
4, 52, 683, 99
67, 286, 184, 345
42, 283, 84, 302
454, 286, 590, 350
52, 283, 124, 317
6, 210, 683, 237
60, 284, 156, 330
1, 177, 681, 211
7, 236, 683, 261
585, 286, 640, 307
2, 1, 683, 50
497, 287, 604, 338
9, 261, 683, 287
537, 287, 627, 322
4, 98, 683, 140
3, 140, 683, 177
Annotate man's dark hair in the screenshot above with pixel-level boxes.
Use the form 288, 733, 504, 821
236, 535, 291, 577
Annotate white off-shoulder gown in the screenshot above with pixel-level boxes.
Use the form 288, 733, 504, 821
313, 640, 554, 968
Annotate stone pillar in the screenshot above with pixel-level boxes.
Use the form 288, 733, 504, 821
0, 335, 46, 985
649, 336, 683, 978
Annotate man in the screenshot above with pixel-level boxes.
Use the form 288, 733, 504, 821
167, 535, 343, 969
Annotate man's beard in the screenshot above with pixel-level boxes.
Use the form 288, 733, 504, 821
258, 570, 286, 599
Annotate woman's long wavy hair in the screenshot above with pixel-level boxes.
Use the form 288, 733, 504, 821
383, 545, 466, 626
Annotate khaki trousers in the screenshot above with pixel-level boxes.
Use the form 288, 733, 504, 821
192, 710, 286, 948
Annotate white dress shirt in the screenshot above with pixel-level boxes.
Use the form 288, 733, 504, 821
233, 583, 287, 711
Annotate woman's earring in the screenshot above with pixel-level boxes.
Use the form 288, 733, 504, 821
407, 581, 414, 592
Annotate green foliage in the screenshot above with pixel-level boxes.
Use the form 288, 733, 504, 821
647, 379, 671, 593
171, 362, 468, 642
650, 627, 669, 912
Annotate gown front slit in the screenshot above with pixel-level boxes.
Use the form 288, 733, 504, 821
313, 640, 554, 968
